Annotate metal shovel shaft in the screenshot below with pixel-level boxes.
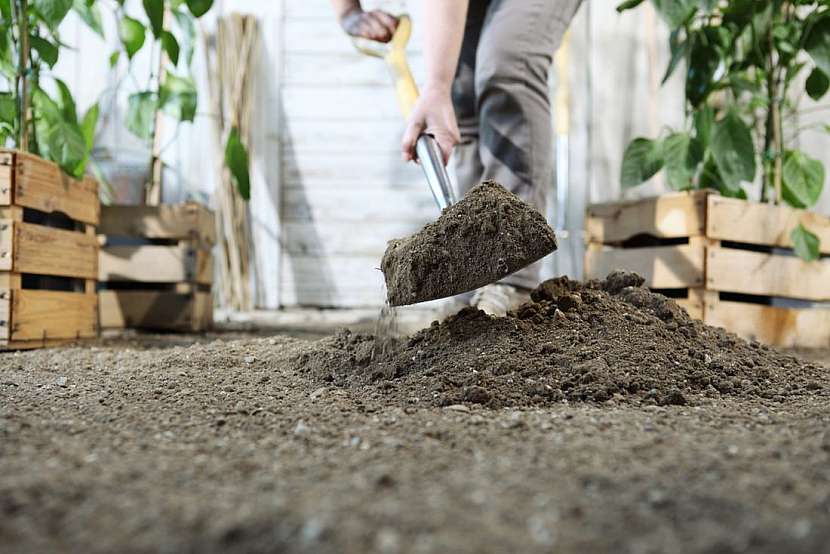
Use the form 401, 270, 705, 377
416, 134, 456, 211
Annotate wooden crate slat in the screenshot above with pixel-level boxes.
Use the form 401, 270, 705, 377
14, 221, 98, 279
10, 150, 99, 225
99, 203, 216, 245
9, 290, 97, 341
707, 195, 830, 254
99, 244, 213, 285
584, 239, 705, 289
0, 289, 9, 340
0, 161, 12, 205
99, 290, 212, 331
0, 218, 11, 271
707, 246, 830, 301
585, 190, 708, 244
705, 298, 830, 349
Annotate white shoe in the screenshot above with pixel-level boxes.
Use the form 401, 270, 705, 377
471, 284, 531, 317
434, 291, 474, 320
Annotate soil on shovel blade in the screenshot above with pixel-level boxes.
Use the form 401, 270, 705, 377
3, 271, 830, 554
381, 180, 557, 306
300, 271, 827, 408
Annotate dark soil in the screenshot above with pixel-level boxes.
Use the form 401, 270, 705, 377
300, 271, 827, 409
3, 276, 830, 553
381, 181, 557, 306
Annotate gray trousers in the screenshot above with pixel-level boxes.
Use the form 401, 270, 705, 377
452, 0, 583, 289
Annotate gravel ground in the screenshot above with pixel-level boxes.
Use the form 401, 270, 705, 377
1, 330, 829, 554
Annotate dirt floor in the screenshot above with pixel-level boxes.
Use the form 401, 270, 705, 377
2, 274, 830, 553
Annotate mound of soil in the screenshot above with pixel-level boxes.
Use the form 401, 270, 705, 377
381, 180, 557, 306
296, 271, 826, 408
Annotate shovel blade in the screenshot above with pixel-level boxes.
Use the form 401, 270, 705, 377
381, 181, 558, 306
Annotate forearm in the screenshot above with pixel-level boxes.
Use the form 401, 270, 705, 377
330, 0, 360, 21
422, 0, 468, 92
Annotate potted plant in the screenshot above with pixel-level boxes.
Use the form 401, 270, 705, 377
97, 0, 234, 332
586, 0, 830, 348
0, 0, 104, 349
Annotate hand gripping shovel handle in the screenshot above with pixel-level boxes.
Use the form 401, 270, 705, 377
352, 15, 456, 211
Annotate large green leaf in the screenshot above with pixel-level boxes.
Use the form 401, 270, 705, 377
0, 92, 14, 137
782, 150, 824, 209
0, 92, 14, 124
73, 103, 99, 176
29, 35, 58, 67
33, 0, 73, 29
161, 31, 180, 66
119, 16, 146, 59
686, 32, 720, 107
125, 91, 157, 140
651, 0, 696, 27
662, 132, 699, 190
710, 111, 756, 192
31, 88, 87, 178
693, 105, 714, 149
662, 30, 688, 85
143, 0, 165, 38
807, 67, 830, 101
805, 16, 830, 78
80, 103, 98, 150
54, 78, 78, 123
225, 127, 250, 200
72, 0, 104, 37
620, 137, 663, 188
159, 73, 197, 122
615, 0, 645, 12
185, 0, 213, 17
791, 223, 820, 262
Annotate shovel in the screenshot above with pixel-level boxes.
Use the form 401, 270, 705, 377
352, 15, 558, 306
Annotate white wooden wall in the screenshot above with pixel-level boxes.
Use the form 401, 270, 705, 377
52, 0, 830, 310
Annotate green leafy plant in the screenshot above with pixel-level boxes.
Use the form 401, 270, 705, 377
114, 0, 250, 201
0, 0, 102, 178
617, 0, 830, 261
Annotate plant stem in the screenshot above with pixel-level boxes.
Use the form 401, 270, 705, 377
11, 0, 30, 151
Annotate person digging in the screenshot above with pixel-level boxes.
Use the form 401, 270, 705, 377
330, 0, 581, 316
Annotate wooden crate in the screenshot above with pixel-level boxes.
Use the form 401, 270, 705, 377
585, 190, 830, 348
0, 150, 100, 349
98, 203, 215, 332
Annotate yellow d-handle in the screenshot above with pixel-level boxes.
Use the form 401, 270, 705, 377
352, 15, 419, 119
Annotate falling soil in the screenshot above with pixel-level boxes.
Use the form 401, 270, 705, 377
381, 181, 557, 306
299, 271, 827, 408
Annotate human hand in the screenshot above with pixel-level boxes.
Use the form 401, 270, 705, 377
401, 85, 460, 165
340, 8, 398, 42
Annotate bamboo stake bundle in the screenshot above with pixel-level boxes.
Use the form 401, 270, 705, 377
204, 14, 258, 311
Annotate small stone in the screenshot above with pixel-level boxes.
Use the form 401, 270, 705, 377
445, 404, 470, 413
267, 338, 278, 345
647, 488, 669, 507
375, 527, 401, 553
244, 356, 256, 364
310, 387, 327, 400
294, 420, 311, 436
55, 376, 67, 387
